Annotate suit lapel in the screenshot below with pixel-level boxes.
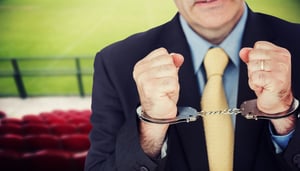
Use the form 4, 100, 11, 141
160, 14, 209, 170
234, 8, 275, 170
176, 41, 209, 170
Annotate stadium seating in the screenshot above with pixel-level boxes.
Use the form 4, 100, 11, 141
61, 134, 90, 152
50, 123, 78, 136
0, 123, 23, 135
23, 149, 74, 171
1, 117, 22, 125
72, 151, 88, 171
68, 116, 90, 125
0, 150, 24, 171
0, 134, 25, 151
22, 114, 45, 124
0, 109, 92, 171
0, 110, 92, 171
42, 115, 68, 125
22, 123, 51, 135
77, 123, 92, 134
24, 134, 62, 152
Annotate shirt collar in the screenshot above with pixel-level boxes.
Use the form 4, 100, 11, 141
179, 4, 248, 73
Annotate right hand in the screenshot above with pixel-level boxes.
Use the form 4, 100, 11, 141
133, 48, 184, 121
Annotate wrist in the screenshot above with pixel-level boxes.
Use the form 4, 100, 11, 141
270, 114, 297, 135
241, 98, 300, 120
269, 97, 299, 135
139, 120, 169, 158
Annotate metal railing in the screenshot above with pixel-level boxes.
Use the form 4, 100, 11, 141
0, 57, 94, 98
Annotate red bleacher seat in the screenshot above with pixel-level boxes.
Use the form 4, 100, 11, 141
0, 109, 91, 171
0, 124, 23, 135
72, 151, 88, 171
50, 124, 78, 136
22, 123, 51, 135
0, 134, 25, 151
24, 134, 61, 152
61, 134, 90, 152
77, 123, 92, 134
23, 149, 73, 171
22, 114, 45, 124
1, 118, 22, 125
67, 117, 90, 125
80, 109, 91, 117
0, 150, 24, 171
42, 115, 67, 125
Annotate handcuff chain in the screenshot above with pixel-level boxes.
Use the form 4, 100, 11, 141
198, 108, 241, 117
136, 98, 299, 124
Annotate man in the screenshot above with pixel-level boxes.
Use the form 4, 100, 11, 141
85, 0, 300, 170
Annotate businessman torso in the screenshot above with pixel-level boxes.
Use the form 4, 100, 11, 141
87, 8, 300, 171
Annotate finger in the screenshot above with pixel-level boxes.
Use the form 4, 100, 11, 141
142, 52, 184, 69
239, 47, 252, 63
137, 54, 184, 86
240, 42, 280, 63
142, 76, 179, 98
137, 64, 179, 86
134, 51, 184, 80
248, 70, 289, 94
247, 48, 274, 61
250, 41, 291, 61
248, 60, 290, 73
135, 48, 169, 68
247, 59, 272, 72
133, 49, 172, 80
139, 53, 184, 72
144, 47, 169, 61
248, 71, 270, 94
244, 48, 290, 74
137, 54, 174, 71
171, 53, 184, 68
253, 41, 278, 50
134, 56, 177, 83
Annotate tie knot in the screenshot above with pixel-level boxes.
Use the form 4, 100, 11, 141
204, 47, 229, 78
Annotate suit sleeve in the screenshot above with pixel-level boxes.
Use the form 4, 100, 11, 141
84, 51, 158, 171
282, 118, 300, 170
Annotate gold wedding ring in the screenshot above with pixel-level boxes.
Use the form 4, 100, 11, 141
260, 60, 265, 71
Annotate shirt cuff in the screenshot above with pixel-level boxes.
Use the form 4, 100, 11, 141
161, 137, 168, 158
269, 123, 295, 153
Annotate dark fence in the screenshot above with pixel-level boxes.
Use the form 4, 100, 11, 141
0, 57, 94, 98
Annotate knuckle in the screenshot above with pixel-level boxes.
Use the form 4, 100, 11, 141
250, 71, 264, 85
280, 48, 291, 60
254, 41, 265, 48
157, 47, 168, 53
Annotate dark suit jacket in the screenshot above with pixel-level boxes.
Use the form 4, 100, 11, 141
85, 8, 300, 171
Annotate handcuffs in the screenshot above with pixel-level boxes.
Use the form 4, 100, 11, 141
137, 98, 300, 124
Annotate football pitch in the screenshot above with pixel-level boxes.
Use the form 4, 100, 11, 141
0, 0, 299, 96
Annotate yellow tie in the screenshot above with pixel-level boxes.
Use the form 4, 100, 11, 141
201, 48, 234, 171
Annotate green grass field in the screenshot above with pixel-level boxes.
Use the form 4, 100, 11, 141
0, 0, 299, 97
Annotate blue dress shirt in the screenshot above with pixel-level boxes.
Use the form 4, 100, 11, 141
179, 4, 293, 153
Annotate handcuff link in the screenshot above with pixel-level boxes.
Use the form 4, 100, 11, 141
136, 98, 299, 124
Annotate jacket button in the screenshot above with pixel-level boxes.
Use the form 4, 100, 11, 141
139, 166, 149, 171
293, 154, 300, 168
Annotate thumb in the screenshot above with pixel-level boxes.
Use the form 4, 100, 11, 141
171, 53, 184, 68
239, 47, 252, 63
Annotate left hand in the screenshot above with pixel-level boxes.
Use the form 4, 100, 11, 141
240, 41, 296, 135
239, 41, 293, 115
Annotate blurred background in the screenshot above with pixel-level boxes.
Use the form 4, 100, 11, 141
0, 0, 299, 98
0, 0, 299, 170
